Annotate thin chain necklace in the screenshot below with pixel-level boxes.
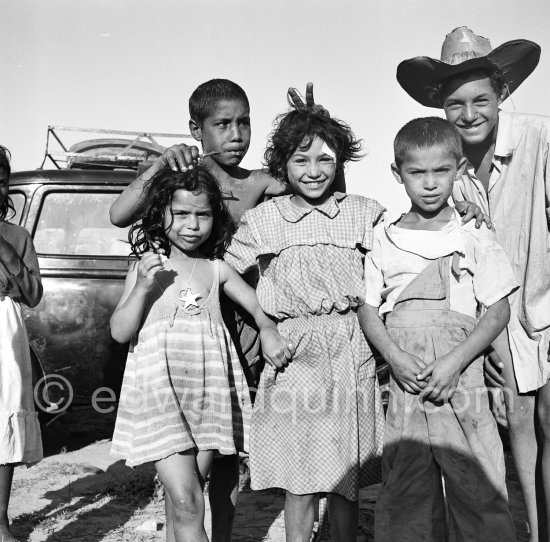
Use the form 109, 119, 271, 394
175, 251, 201, 310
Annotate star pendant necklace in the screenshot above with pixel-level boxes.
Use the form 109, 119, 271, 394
178, 252, 201, 310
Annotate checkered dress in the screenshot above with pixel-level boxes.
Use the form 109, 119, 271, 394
225, 193, 385, 500
111, 259, 251, 467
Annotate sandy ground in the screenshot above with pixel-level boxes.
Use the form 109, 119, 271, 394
7, 408, 530, 541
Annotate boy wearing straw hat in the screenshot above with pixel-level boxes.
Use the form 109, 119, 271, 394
397, 26, 550, 540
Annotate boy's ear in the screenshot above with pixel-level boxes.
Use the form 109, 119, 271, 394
498, 84, 509, 105
189, 119, 202, 142
456, 157, 467, 179
391, 163, 403, 184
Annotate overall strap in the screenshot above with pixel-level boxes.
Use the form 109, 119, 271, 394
392, 253, 458, 312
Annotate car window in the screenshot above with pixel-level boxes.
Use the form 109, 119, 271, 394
34, 191, 131, 256
9, 192, 25, 225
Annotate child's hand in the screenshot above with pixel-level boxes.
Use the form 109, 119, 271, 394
455, 200, 492, 229
389, 348, 428, 394
484, 348, 505, 387
154, 144, 201, 173
417, 354, 462, 403
287, 82, 330, 117
260, 327, 294, 369
135, 251, 164, 292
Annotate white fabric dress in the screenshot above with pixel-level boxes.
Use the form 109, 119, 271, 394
0, 293, 43, 464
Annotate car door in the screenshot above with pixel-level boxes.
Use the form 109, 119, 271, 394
23, 183, 132, 408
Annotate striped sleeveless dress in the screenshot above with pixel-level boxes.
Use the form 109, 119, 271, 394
111, 259, 251, 467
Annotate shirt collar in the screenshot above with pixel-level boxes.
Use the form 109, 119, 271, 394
382, 209, 466, 259
273, 192, 347, 223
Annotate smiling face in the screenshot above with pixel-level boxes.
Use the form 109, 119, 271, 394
441, 73, 505, 147
393, 144, 466, 216
190, 99, 251, 168
286, 136, 337, 207
164, 189, 214, 254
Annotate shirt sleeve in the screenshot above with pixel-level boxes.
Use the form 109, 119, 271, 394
471, 225, 519, 307
0, 227, 43, 308
544, 135, 550, 225
224, 212, 260, 274
364, 224, 385, 308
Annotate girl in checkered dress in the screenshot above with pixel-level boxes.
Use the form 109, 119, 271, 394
110, 167, 289, 542
225, 110, 385, 541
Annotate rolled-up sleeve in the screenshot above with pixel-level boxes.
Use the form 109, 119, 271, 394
364, 225, 384, 309
224, 212, 260, 274
472, 226, 519, 308
0, 228, 42, 308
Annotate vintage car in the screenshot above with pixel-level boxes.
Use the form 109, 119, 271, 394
10, 168, 135, 409
7, 127, 192, 411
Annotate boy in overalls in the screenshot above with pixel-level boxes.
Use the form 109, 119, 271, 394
359, 117, 518, 541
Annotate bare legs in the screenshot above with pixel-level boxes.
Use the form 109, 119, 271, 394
536, 381, 550, 540
209, 454, 239, 542
285, 492, 315, 542
0, 464, 17, 542
494, 330, 546, 541
156, 450, 214, 542
329, 493, 358, 542
284, 491, 358, 542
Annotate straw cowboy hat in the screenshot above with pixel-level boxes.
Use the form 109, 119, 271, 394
396, 26, 541, 108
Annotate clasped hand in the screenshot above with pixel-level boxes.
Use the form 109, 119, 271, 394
260, 327, 295, 370
416, 353, 463, 403
391, 347, 462, 403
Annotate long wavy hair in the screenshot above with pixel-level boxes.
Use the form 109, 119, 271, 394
128, 166, 234, 259
264, 109, 362, 183
0, 145, 15, 221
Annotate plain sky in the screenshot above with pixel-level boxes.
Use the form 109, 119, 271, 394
2, 0, 549, 212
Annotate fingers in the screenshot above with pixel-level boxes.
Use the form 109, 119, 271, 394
139, 252, 164, 278
305, 82, 314, 107
288, 87, 305, 109
416, 363, 434, 382
460, 208, 475, 225
485, 357, 505, 387
163, 144, 200, 172
265, 352, 285, 370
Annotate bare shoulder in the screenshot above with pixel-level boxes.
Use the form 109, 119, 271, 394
218, 258, 238, 282
250, 168, 287, 197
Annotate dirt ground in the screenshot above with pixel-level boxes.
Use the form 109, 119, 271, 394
7, 408, 530, 541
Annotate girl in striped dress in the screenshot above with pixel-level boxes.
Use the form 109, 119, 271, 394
110, 167, 290, 542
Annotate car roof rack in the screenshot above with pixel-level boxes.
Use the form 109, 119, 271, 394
40, 126, 194, 170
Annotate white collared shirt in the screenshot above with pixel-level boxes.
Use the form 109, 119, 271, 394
364, 210, 518, 318
452, 110, 550, 392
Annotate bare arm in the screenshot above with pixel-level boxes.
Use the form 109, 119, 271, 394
220, 261, 292, 368
357, 303, 427, 394
110, 144, 200, 227
110, 253, 163, 343
418, 297, 510, 401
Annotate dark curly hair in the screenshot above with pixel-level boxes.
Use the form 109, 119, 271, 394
264, 109, 362, 183
128, 166, 234, 259
0, 145, 16, 221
